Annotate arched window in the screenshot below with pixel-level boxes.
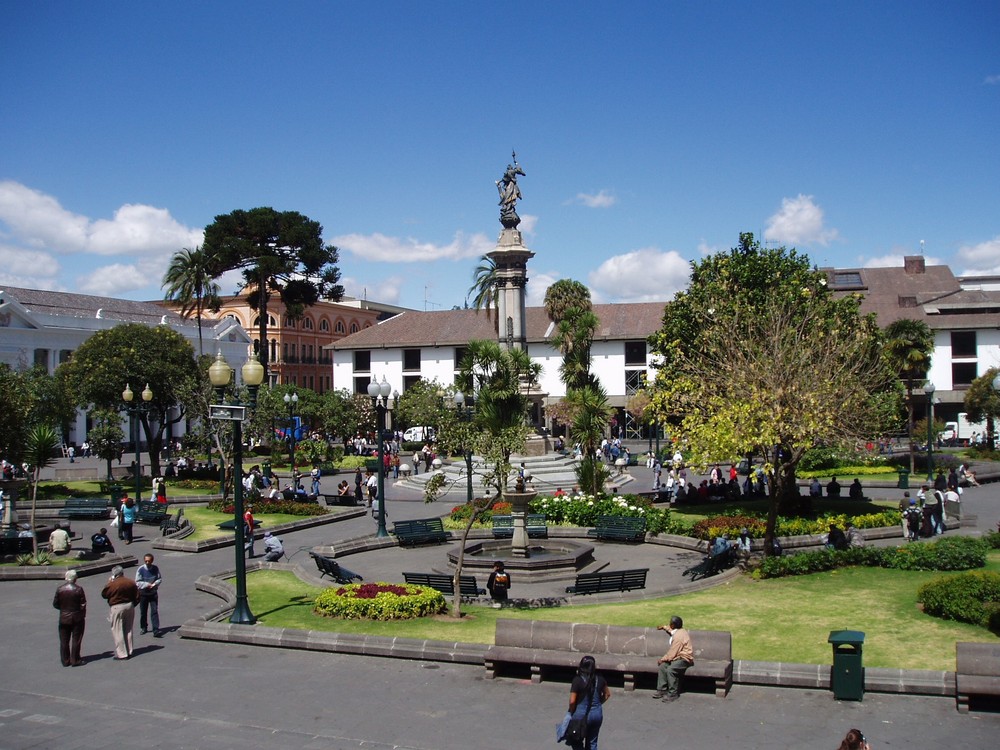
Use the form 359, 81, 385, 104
319, 319, 330, 332
283, 317, 295, 328
350, 322, 360, 333
303, 318, 314, 330
335, 320, 345, 334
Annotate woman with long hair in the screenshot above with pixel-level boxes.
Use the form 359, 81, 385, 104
837, 728, 871, 750
566, 655, 611, 750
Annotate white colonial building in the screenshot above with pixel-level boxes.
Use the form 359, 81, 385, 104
328, 303, 665, 438
0, 286, 252, 447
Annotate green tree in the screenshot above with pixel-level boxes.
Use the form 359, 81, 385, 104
315, 389, 358, 441
202, 207, 344, 374
564, 384, 614, 495
163, 246, 222, 357
466, 255, 498, 330
60, 324, 203, 477
394, 379, 450, 434
963, 368, 1000, 449
884, 318, 935, 471
553, 308, 600, 390
543, 279, 592, 322
648, 234, 898, 552
87, 409, 126, 481
24, 425, 60, 556
0, 365, 38, 464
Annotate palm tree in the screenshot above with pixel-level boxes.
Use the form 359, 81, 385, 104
552, 308, 600, 390
543, 278, 592, 322
884, 318, 934, 472
467, 255, 498, 329
25, 425, 60, 556
163, 246, 222, 357
565, 384, 613, 496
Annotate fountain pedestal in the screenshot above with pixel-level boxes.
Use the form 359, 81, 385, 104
503, 490, 537, 558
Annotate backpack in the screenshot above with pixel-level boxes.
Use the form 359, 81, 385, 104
492, 572, 509, 591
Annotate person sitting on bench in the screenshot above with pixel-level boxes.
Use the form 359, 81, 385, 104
91, 527, 115, 555
848, 478, 864, 501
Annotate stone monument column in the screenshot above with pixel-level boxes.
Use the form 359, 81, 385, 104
490, 154, 533, 352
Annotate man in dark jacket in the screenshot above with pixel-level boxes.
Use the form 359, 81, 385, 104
53, 569, 86, 666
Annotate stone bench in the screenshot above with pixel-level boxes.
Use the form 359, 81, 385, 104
484, 619, 733, 696
956, 642, 1000, 712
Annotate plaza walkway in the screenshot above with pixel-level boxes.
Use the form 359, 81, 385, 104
0, 456, 997, 749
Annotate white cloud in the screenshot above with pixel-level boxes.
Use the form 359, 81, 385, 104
764, 194, 839, 247
518, 214, 538, 237
588, 248, 690, 303
525, 271, 560, 308
0, 180, 202, 256
956, 235, 1000, 274
696, 240, 721, 257
568, 190, 617, 208
333, 230, 493, 263
342, 274, 405, 305
76, 263, 150, 296
863, 254, 905, 268
0, 243, 62, 289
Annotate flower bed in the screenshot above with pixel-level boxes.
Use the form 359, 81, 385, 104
314, 582, 446, 620
206, 498, 330, 517
691, 510, 901, 541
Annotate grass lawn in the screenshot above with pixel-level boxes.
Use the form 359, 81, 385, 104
246, 552, 1000, 671
181, 506, 330, 542
1, 554, 91, 568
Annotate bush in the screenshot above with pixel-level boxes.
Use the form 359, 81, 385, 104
917, 571, 1000, 630
691, 511, 901, 541
983, 530, 1000, 550
206, 499, 330, 517
448, 500, 510, 525
169, 478, 221, 491
529, 493, 682, 535
755, 537, 988, 579
314, 582, 447, 620
16, 552, 52, 566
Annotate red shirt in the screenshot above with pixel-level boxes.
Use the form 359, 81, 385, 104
244, 510, 255, 532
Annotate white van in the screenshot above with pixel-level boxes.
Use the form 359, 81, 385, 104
403, 426, 434, 443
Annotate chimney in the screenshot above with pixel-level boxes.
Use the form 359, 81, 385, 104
904, 256, 926, 274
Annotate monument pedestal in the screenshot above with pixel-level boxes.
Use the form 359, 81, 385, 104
503, 490, 537, 558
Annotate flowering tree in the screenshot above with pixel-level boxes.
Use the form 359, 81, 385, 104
648, 234, 898, 552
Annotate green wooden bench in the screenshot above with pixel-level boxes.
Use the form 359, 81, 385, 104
135, 500, 169, 524
159, 508, 184, 536
492, 514, 548, 539
0, 533, 34, 556
402, 572, 486, 597
58, 497, 111, 520
586, 515, 646, 542
566, 568, 649, 595
392, 518, 449, 546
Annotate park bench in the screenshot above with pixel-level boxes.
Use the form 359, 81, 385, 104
392, 518, 449, 546
136, 500, 169, 524
492, 514, 548, 539
586, 515, 646, 542
566, 568, 648, 595
402, 572, 487, 597
309, 552, 363, 584
956, 642, 1000, 712
58, 497, 110, 520
484, 619, 733, 696
159, 508, 185, 536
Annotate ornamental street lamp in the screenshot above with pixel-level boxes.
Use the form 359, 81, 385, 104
208, 350, 265, 625
367, 375, 392, 538
283, 391, 299, 487
122, 383, 153, 501
925, 382, 936, 481
453, 391, 475, 504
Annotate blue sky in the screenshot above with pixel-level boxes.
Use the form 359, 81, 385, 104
1, 1, 998, 310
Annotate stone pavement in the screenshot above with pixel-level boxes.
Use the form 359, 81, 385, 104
1, 457, 997, 749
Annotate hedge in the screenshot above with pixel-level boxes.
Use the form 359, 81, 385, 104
754, 536, 988, 579
917, 571, 1000, 631
206, 498, 330, 517
691, 511, 901, 541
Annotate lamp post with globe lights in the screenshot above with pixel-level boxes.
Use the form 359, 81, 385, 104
990, 372, 1000, 451
208, 351, 265, 625
283, 391, 299, 487
453, 391, 475, 505
121, 383, 153, 502
367, 375, 392, 538
925, 382, 936, 481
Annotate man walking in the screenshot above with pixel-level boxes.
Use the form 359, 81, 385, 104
135, 553, 163, 637
101, 565, 139, 660
653, 615, 694, 702
53, 569, 86, 667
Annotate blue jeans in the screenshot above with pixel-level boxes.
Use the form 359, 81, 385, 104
569, 703, 603, 750
139, 593, 159, 632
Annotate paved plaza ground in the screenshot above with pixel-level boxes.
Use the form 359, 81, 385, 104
1, 456, 998, 749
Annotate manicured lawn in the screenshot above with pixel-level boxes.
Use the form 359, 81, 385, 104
246, 552, 1000, 671
182, 506, 328, 542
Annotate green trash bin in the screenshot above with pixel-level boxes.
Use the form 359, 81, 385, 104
828, 630, 865, 701
262, 462, 272, 480
109, 484, 124, 506
897, 469, 910, 489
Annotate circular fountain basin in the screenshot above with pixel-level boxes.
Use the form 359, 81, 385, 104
447, 539, 595, 583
